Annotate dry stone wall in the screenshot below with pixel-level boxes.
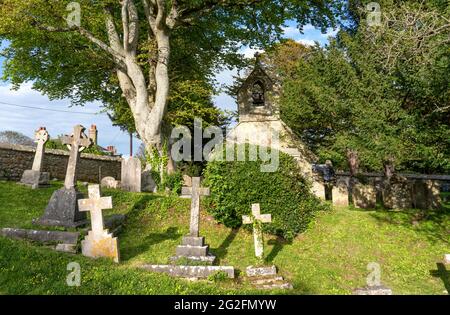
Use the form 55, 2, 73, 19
0, 143, 121, 183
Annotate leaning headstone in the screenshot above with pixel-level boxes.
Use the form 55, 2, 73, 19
172, 177, 215, 264
382, 176, 412, 209
412, 180, 428, 209
20, 127, 50, 189
242, 203, 272, 260
36, 125, 92, 227
101, 176, 119, 189
332, 180, 349, 207
141, 164, 157, 193
425, 180, 441, 209
352, 183, 376, 209
311, 180, 326, 200
121, 157, 141, 192
79, 184, 119, 263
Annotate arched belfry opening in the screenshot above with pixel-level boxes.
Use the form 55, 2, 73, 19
251, 80, 265, 106
236, 58, 276, 121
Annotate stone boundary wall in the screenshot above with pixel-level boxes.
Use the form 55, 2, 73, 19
0, 143, 121, 183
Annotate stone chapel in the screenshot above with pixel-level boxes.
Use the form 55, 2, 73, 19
227, 58, 326, 198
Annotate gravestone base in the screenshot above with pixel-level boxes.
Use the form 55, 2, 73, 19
353, 285, 393, 295
20, 170, 50, 189
35, 187, 87, 228
170, 254, 216, 265
172, 236, 217, 264
81, 230, 120, 263
246, 265, 293, 290
139, 264, 235, 279
55, 243, 77, 253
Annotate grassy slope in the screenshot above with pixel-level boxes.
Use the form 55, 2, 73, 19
0, 181, 448, 295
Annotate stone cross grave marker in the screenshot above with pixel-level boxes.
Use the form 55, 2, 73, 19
78, 184, 119, 263
62, 125, 92, 189
242, 204, 272, 259
181, 177, 210, 237
20, 127, 50, 188
32, 127, 49, 172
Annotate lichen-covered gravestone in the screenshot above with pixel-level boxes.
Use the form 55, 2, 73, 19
36, 125, 92, 228
20, 127, 50, 189
352, 183, 377, 209
332, 180, 349, 207
120, 157, 141, 192
79, 184, 119, 263
242, 204, 272, 260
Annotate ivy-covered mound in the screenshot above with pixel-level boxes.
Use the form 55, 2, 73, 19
204, 145, 328, 240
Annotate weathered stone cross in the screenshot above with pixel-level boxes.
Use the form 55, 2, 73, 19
62, 125, 92, 189
31, 127, 49, 172
181, 177, 210, 237
242, 204, 272, 259
78, 185, 112, 236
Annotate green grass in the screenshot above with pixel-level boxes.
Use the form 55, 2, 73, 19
0, 180, 449, 294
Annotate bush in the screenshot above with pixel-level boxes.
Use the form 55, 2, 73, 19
203, 144, 328, 240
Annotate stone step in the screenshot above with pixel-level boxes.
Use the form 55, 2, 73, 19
181, 236, 205, 247
260, 282, 294, 290
176, 245, 209, 257
250, 276, 284, 285
246, 265, 277, 277
139, 264, 235, 279
170, 254, 216, 265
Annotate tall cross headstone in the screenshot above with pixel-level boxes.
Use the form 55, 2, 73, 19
181, 177, 210, 237
20, 127, 50, 188
172, 177, 215, 264
62, 125, 92, 189
32, 128, 49, 172
79, 185, 119, 263
242, 204, 272, 260
36, 124, 92, 228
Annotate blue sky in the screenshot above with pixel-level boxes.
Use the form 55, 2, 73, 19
0, 23, 336, 156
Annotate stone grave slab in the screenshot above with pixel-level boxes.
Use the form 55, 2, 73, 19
0, 228, 79, 244
139, 264, 235, 279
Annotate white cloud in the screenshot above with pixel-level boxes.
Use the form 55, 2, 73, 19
296, 39, 316, 47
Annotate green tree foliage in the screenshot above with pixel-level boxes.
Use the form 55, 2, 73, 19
278, 1, 450, 173
0, 0, 343, 154
204, 145, 329, 240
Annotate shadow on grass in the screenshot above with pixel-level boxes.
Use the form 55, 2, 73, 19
266, 237, 292, 263
212, 227, 240, 264
121, 226, 182, 261
430, 263, 450, 295
367, 208, 449, 244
